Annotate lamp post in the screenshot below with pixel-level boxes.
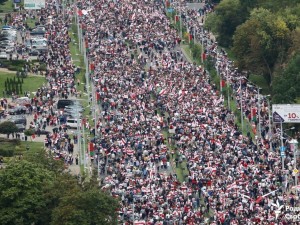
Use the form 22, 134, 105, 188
281, 121, 284, 170
240, 79, 243, 132
266, 95, 272, 150
226, 66, 230, 110
289, 139, 298, 195
257, 88, 262, 139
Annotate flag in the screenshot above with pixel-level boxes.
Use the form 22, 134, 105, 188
255, 196, 263, 204
220, 80, 226, 88
189, 34, 193, 42
159, 88, 167, 96
166, 0, 170, 7
89, 142, 94, 152
175, 15, 179, 22
31, 134, 36, 140
77, 9, 83, 16
96, 91, 100, 102
251, 107, 257, 122
202, 53, 206, 61
90, 63, 95, 71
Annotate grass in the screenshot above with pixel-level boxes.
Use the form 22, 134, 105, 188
182, 45, 196, 64
1, 138, 44, 163
69, 19, 92, 175
0, 0, 14, 13
26, 18, 37, 29
0, 72, 46, 97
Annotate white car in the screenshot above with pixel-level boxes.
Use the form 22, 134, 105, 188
0, 52, 7, 59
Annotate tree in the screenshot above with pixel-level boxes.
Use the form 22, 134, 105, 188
205, 0, 246, 47
0, 149, 119, 225
272, 53, 300, 103
51, 188, 119, 225
232, 8, 292, 84
0, 160, 54, 225
0, 121, 18, 138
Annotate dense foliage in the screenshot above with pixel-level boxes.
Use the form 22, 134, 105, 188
0, 150, 119, 225
205, 0, 300, 103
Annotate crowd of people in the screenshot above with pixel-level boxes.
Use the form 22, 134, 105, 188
1, 0, 82, 168
3, 0, 300, 224
71, 0, 300, 224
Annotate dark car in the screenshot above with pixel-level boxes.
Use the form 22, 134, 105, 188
35, 128, 51, 136
16, 124, 26, 132
57, 99, 76, 109
9, 115, 27, 126
29, 50, 40, 56
8, 106, 27, 115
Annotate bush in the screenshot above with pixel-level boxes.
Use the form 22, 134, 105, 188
38, 63, 47, 71
0, 148, 14, 157
0, 60, 27, 71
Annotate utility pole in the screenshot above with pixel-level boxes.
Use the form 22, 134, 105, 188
281, 122, 284, 171
257, 88, 261, 139
266, 95, 272, 150
240, 79, 243, 132
289, 139, 298, 195
226, 67, 230, 110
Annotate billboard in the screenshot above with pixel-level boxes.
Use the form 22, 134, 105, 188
272, 104, 300, 123
24, 0, 45, 9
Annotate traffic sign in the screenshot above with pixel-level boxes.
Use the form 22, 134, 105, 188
281, 152, 285, 157
280, 146, 286, 152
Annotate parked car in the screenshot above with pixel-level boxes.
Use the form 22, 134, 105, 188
9, 115, 27, 126
8, 106, 27, 115
0, 52, 7, 59
66, 118, 80, 129
57, 99, 76, 109
34, 128, 50, 136
16, 124, 26, 132
29, 49, 40, 56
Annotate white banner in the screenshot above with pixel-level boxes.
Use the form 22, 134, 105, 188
24, 0, 45, 9
272, 104, 300, 123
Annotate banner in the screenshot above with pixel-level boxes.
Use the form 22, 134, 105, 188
24, 0, 45, 9
272, 104, 300, 123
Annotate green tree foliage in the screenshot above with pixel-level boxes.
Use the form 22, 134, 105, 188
272, 53, 300, 103
0, 149, 119, 225
0, 121, 18, 136
0, 161, 53, 225
205, 0, 245, 47
232, 8, 291, 83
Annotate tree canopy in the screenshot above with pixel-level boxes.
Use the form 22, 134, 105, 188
0, 150, 119, 225
0, 121, 18, 136
206, 0, 300, 103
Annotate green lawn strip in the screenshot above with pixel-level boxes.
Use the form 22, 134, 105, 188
1, 139, 44, 163
0, 0, 14, 13
181, 45, 196, 64
69, 19, 93, 175
69, 21, 91, 122
25, 18, 37, 29
0, 72, 46, 97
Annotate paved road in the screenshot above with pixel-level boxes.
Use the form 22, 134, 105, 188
0, 96, 81, 175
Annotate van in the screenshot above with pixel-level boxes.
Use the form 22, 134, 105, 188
66, 118, 79, 129
57, 99, 74, 109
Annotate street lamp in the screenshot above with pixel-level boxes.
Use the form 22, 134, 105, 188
266, 95, 272, 150
257, 87, 262, 139
289, 139, 298, 195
